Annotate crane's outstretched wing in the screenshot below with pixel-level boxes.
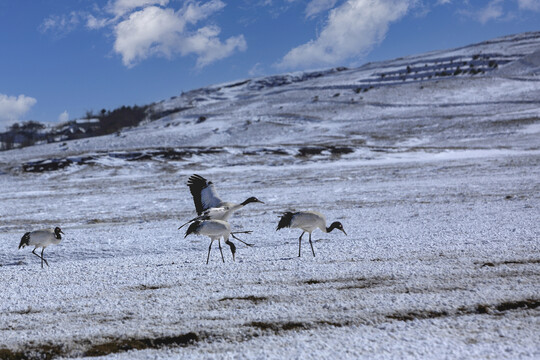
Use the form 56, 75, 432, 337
187, 174, 224, 215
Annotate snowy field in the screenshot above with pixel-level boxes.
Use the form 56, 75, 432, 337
0, 147, 538, 359
1, 32, 539, 359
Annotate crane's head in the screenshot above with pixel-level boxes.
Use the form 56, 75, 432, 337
54, 227, 64, 238
241, 197, 265, 206
328, 222, 347, 236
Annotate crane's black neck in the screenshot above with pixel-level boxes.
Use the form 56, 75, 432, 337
225, 239, 236, 254
326, 222, 341, 233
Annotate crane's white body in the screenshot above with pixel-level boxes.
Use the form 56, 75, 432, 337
21, 229, 62, 249
289, 211, 328, 233
185, 219, 237, 264
194, 219, 231, 239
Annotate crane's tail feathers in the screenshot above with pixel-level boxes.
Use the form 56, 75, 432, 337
19, 232, 30, 249
184, 221, 201, 238
178, 220, 191, 230
178, 215, 201, 230
276, 212, 295, 231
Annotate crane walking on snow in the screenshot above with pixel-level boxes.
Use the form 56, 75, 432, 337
184, 219, 249, 264
18, 227, 64, 268
276, 211, 346, 257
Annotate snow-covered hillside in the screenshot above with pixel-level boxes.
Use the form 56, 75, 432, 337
0, 32, 538, 359
1, 31, 540, 171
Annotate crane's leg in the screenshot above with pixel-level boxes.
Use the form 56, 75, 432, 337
206, 239, 214, 264
298, 232, 305, 257
31, 248, 41, 262
308, 233, 315, 257
231, 232, 253, 246
32, 248, 49, 268
218, 239, 225, 263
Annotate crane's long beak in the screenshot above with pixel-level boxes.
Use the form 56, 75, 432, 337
341, 229, 347, 236
60, 230, 65, 234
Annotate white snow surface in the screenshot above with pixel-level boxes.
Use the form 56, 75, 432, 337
0, 32, 539, 359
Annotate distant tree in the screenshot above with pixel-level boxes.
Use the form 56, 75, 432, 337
96, 105, 149, 135
21, 121, 45, 131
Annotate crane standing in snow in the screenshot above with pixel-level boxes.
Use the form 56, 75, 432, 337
276, 211, 346, 257
18, 227, 64, 268
184, 219, 237, 264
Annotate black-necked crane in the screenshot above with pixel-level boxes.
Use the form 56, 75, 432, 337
180, 174, 263, 228
18, 227, 64, 268
183, 219, 239, 264
276, 211, 346, 257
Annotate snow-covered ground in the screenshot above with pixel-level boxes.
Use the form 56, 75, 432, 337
0, 32, 539, 359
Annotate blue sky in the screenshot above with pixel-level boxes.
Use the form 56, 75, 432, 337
1, 0, 539, 128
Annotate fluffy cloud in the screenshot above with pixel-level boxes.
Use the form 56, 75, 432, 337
86, 14, 110, 30
477, 0, 505, 24
517, 0, 540, 11
279, 0, 411, 69
114, 6, 186, 66
459, 0, 540, 24
305, 0, 338, 18
181, 26, 247, 68
58, 110, 69, 123
40, 11, 83, 36
0, 94, 37, 125
107, 0, 170, 16
113, 1, 246, 68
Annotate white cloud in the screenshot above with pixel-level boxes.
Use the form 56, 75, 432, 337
0, 94, 37, 125
114, 6, 186, 66
182, 26, 247, 68
278, 0, 411, 69
248, 62, 265, 77
183, 0, 226, 23
477, 0, 504, 24
41, 0, 244, 68
517, 0, 540, 11
106, 0, 170, 17
58, 110, 69, 123
113, 2, 246, 68
86, 14, 111, 29
305, 0, 338, 18
40, 11, 82, 36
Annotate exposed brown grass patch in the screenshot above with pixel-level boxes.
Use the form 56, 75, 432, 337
0, 344, 64, 360
132, 284, 171, 291
480, 259, 540, 268
246, 321, 311, 334
218, 295, 268, 304
83, 333, 199, 357
389, 298, 539, 322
